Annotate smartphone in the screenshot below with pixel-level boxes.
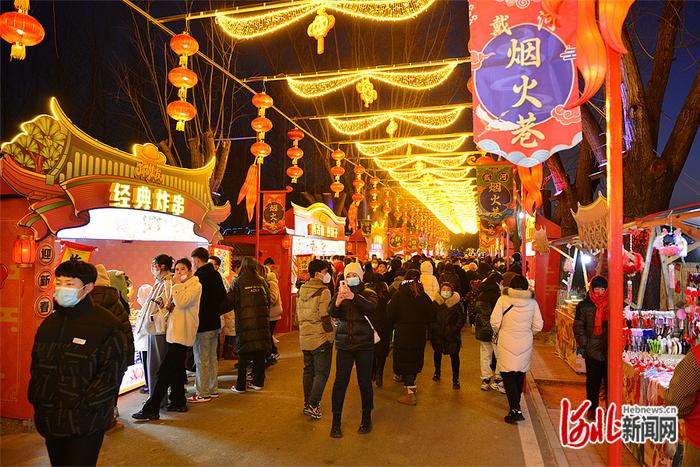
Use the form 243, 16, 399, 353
339, 280, 347, 289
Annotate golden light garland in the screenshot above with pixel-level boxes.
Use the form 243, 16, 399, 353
287, 62, 458, 100
355, 135, 468, 156
328, 106, 465, 135
215, 0, 436, 45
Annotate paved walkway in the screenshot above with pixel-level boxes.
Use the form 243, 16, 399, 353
3, 329, 553, 466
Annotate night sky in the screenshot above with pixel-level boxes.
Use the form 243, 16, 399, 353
1, 1, 698, 230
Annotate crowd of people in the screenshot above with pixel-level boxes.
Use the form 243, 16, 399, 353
28, 249, 544, 463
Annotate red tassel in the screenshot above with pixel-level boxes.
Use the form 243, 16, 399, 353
567, 0, 607, 109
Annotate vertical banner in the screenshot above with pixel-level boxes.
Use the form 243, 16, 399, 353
210, 244, 234, 285
359, 219, 372, 238
59, 240, 97, 263
476, 160, 514, 224
469, 0, 581, 167
262, 192, 286, 234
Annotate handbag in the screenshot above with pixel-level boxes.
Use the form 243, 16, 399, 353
365, 316, 381, 344
492, 304, 514, 345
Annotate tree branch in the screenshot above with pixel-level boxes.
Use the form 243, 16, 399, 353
574, 137, 597, 206
644, 0, 684, 149
581, 104, 606, 164
661, 66, 700, 180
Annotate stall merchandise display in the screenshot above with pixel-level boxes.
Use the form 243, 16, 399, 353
623, 309, 698, 355
555, 298, 585, 373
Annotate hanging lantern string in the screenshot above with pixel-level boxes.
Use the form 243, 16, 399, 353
121, 0, 408, 196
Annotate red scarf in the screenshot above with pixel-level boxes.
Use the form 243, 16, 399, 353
589, 288, 609, 336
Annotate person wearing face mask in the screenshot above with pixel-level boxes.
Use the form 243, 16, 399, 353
430, 283, 465, 389
136, 254, 174, 408
296, 259, 334, 420
133, 259, 202, 420
28, 260, 126, 467
328, 262, 378, 438
474, 271, 506, 393
573, 275, 609, 420
133, 284, 153, 392
387, 269, 435, 406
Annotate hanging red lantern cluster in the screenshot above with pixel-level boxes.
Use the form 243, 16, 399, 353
351, 165, 365, 206
382, 188, 392, 216
286, 128, 304, 184
330, 149, 345, 198
0, 1, 44, 61
369, 176, 380, 211
167, 32, 199, 131
250, 92, 274, 164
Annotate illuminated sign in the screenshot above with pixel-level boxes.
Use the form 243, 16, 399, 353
109, 182, 185, 216
308, 223, 338, 239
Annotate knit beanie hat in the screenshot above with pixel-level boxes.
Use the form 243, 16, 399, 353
344, 262, 364, 281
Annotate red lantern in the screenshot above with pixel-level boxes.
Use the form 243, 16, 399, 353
252, 92, 274, 117
168, 67, 198, 90
330, 165, 345, 178
352, 193, 364, 205
170, 32, 199, 66
0, 11, 44, 60
352, 179, 365, 191
13, 234, 36, 267
369, 176, 380, 186
287, 166, 303, 183
251, 116, 273, 138
287, 146, 303, 162
287, 128, 304, 142
330, 181, 344, 198
250, 141, 272, 161
281, 237, 291, 250
331, 149, 345, 164
167, 100, 196, 131
382, 204, 391, 215
369, 187, 379, 197
353, 165, 365, 175
369, 200, 380, 211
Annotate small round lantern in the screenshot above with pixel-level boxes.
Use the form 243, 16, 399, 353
288, 128, 304, 142
331, 149, 345, 165
0, 11, 44, 60
167, 100, 197, 131
369, 200, 380, 211
13, 234, 36, 267
330, 165, 345, 178
287, 166, 303, 184
382, 204, 391, 215
352, 179, 365, 191
251, 116, 273, 139
330, 181, 344, 198
170, 32, 199, 66
352, 193, 364, 205
287, 146, 303, 163
250, 141, 272, 163
252, 92, 274, 117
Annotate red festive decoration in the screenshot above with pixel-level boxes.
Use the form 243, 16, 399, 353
250, 92, 274, 165
166, 100, 197, 132
286, 128, 304, 184
168, 67, 198, 91
330, 181, 344, 198
13, 234, 36, 267
170, 32, 199, 66
287, 166, 303, 184
252, 92, 274, 117
0, 10, 44, 60
352, 193, 364, 204
250, 141, 272, 162
251, 116, 273, 139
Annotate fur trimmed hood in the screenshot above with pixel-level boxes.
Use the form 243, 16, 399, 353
435, 291, 461, 307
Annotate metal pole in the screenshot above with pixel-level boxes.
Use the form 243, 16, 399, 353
255, 161, 261, 262
606, 47, 623, 467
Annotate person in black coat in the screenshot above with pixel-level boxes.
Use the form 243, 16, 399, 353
223, 257, 271, 392
574, 276, 609, 417
387, 269, 434, 406
29, 260, 126, 467
430, 283, 466, 389
328, 262, 378, 438
364, 272, 391, 388
474, 271, 505, 392
383, 258, 402, 286
189, 247, 227, 402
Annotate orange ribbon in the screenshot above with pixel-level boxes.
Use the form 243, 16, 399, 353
517, 164, 543, 216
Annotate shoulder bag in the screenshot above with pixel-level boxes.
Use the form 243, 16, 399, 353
492, 304, 514, 346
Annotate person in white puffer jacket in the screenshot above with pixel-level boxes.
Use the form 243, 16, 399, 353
490, 274, 543, 425
419, 261, 440, 301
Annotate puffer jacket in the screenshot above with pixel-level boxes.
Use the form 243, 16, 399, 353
296, 278, 333, 351
420, 262, 440, 301
573, 296, 607, 362
223, 272, 271, 354
267, 272, 283, 322
490, 288, 543, 372
474, 275, 502, 342
430, 292, 465, 355
90, 286, 134, 367
168, 276, 201, 347
28, 299, 126, 440
194, 263, 227, 333
328, 284, 378, 352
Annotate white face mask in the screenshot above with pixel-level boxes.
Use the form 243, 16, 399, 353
322, 272, 332, 284
151, 265, 160, 277
347, 277, 361, 287
180, 274, 189, 282
54, 285, 87, 308
440, 291, 452, 299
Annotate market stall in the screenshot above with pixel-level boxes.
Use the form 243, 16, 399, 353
0, 99, 229, 419
224, 201, 346, 332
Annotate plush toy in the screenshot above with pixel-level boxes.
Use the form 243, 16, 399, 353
622, 249, 644, 275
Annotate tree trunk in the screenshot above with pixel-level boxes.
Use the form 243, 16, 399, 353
210, 139, 231, 193
158, 139, 179, 167
187, 136, 203, 169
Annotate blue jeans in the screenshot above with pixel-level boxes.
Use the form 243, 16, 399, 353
331, 349, 374, 414
303, 341, 333, 407
193, 329, 219, 397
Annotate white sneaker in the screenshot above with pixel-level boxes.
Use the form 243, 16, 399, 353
247, 382, 263, 391
231, 386, 246, 394
480, 379, 490, 391
491, 381, 506, 394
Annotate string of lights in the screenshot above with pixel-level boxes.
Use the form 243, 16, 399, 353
329, 106, 466, 135
354, 135, 469, 156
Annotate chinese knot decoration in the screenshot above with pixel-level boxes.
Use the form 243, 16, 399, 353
286, 128, 304, 184
330, 149, 345, 198
0, 0, 45, 60
167, 32, 199, 131
352, 165, 365, 206
307, 8, 335, 55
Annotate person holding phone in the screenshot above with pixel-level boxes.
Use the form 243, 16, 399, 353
328, 262, 378, 438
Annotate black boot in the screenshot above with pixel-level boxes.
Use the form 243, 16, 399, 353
330, 413, 342, 438
375, 372, 383, 388
358, 410, 372, 434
